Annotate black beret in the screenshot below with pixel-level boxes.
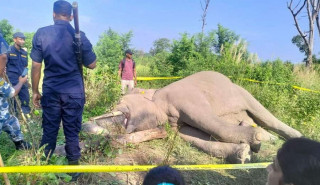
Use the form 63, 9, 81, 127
53, 0, 72, 16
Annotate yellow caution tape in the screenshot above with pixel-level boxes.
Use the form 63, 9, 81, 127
137, 77, 182, 81
230, 76, 320, 94
138, 75, 320, 94
0, 163, 271, 173
291, 85, 320, 94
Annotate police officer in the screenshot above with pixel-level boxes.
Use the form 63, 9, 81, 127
7, 32, 31, 114
0, 33, 31, 150
30, 0, 96, 180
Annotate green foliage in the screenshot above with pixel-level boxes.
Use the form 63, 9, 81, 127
194, 32, 215, 56
169, 33, 200, 75
213, 24, 240, 53
292, 35, 308, 55
83, 66, 121, 121
94, 28, 133, 74
120, 30, 133, 52
149, 52, 173, 76
148, 24, 245, 75
150, 38, 171, 56
23, 32, 35, 52
249, 59, 294, 83
0, 19, 14, 44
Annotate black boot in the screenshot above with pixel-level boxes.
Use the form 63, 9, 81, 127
68, 160, 82, 182
14, 140, 32, 150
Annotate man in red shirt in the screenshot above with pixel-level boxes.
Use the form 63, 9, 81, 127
118, 49, 137, 94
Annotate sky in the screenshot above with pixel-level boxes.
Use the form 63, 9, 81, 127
1, 0, 319, 63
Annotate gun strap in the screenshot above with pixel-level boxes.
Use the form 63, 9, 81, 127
66, 23, 85, 91
65, 23, 83, 71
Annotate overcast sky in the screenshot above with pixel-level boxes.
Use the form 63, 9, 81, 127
1, 0, 319, 63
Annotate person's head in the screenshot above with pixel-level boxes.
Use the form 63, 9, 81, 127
0, 33, 9, 77
13, 32, 25, 49
266, 138, 320, 185
125, 49, 133, 59
143, 165, 185, 185
53, 0, 73, 21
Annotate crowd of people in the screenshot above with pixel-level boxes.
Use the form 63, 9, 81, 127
0, 0, 319, 184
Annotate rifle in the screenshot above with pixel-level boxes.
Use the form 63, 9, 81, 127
72, 2, 84, 81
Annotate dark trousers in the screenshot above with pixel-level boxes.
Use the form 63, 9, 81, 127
17, 84, 31, 114
40, 93, 84, 161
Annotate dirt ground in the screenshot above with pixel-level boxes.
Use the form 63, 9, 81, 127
72, 135, 281, 185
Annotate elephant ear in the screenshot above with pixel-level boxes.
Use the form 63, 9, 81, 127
142, 89, 157, 101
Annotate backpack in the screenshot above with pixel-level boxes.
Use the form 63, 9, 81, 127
121, 58, 135, 75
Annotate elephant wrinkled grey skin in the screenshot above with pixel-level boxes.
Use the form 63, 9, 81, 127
83, 71, 302, 163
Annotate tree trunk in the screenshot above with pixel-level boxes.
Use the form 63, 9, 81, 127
287, 0, 320, 67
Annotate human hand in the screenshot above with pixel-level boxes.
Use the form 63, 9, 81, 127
32, 93, 42, 108
134, 80, 137, 86
18, 75, 28, 84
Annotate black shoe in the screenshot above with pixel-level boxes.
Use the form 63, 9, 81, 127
14, 140, 32, 150
68, 160, 83, 182
69, 172, 82, 182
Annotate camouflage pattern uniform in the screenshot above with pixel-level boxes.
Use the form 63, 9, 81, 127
0, 33, 24, 142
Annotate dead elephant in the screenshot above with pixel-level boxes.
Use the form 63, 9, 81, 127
83, 71, 302, 163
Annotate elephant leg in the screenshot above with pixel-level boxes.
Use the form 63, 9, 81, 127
179, 125, 251, 164
220, 111, 277, 141
179, 108, 262, 152
113, 128, 167, 145
239, 120, 277, 141
82, 121, 109, 136
240, 88, 302, 139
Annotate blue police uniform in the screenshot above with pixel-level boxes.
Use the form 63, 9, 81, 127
0, 33, 9, 55
0, 34, 25, 143
30, 20, 96, 161
7, 45, 31, 114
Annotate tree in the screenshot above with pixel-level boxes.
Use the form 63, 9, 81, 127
213, 24, 240, 53
198, 0, 212, 56
0, 19, 14, 44
149, 38, 171, 56
287, 0, 320, 67
23, 32, 35, 52
200, 0, 211, 34
94, 28, 133, 73
120, 30, 133, 52
169, 33, 199, 75
194, 31, 216, 55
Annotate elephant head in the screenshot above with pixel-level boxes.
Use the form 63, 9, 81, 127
115, 89, 168, 134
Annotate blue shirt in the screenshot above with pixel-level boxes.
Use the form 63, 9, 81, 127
6, 45, 28, 84
30, 20, 96, 94
0, 33, 9, 55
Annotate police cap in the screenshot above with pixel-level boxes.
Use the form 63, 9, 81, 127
13, 32, 26, 39
53, 0, 72, 16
